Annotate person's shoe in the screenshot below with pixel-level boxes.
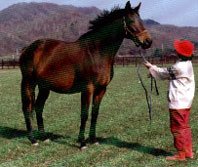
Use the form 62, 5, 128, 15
166, 152, 186, 161
186, 152, 194, 159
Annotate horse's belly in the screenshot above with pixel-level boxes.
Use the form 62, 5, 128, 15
50, 86, 81, 94
38, 69, 79, 93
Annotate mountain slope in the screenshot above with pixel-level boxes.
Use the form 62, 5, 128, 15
0, 2, 197, 57
0, 2, 101, 56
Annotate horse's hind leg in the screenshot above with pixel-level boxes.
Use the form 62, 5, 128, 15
35, 88, 50, 141
89, 87, 106, 144
21, 78, 37, 145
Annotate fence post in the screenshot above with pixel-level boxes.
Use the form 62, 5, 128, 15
13, 59, 15, 69
135, 56, 137, 67
2, 60, 4, 69
123, 57, 125, 67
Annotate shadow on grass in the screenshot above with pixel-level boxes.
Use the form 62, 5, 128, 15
98, 137, 172, 157
0, 126, 172, 156
0, 126, 63, 141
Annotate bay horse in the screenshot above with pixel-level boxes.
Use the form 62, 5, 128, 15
19, 1, 152, 149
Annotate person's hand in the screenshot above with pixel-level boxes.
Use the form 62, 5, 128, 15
143, 61, 152, 69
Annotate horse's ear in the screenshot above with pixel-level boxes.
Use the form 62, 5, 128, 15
125, 1, 132, 11
134, 2, 141, 12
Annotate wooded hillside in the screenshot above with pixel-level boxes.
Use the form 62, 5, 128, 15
0, 2, 197, 57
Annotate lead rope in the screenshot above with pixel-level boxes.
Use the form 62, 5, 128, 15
137, 52, 159, 123
137, 64, 152, 123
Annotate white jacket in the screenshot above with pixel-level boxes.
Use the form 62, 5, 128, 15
149, 60, 195, 109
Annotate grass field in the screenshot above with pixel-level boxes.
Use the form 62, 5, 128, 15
0, 65, 198, 167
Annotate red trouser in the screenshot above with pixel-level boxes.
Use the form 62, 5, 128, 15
169, 108, 193, 154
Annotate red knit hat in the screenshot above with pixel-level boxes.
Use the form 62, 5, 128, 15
174, 39, 194, 57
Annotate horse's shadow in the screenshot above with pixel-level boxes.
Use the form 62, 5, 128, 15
0, 126, 171, 156
98, 137, 172, 157
0, 125, 63, 141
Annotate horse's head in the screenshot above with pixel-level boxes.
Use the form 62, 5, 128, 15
123, 1, 152, 49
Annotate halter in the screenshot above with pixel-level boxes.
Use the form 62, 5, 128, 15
123, 16, 148, 41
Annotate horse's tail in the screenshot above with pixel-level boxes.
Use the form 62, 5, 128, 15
19, 40, 43, 77
20, 40, 44, 117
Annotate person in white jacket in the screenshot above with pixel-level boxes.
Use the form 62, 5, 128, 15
144, 39, 195, 161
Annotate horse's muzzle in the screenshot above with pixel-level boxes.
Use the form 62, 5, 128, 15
141, 38, 152, 49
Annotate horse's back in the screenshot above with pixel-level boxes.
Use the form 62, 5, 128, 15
20, 39, 79, 72
19, 39, 84, 92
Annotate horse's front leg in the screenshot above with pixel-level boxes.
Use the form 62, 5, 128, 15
89, 87, 106, 144
78, 90, 92, 149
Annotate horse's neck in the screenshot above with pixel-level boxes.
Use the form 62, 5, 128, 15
81, 22, 124, 57
99, 23, 124, 52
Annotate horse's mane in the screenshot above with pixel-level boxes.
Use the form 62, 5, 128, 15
88, 7, 125, 30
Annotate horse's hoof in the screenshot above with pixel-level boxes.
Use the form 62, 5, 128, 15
33, 142, 39, 146
43, 139, 50, 143
93, 141, 99, 145
89, 138, 99, 145
80, 142, 87, 151
80, 146, 87, 151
